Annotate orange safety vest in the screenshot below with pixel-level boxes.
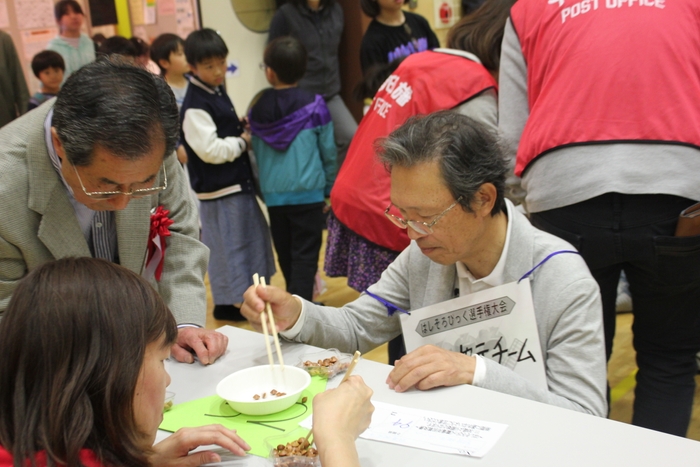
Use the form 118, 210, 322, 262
511, 0, 700, 176
331, 50, 496, 252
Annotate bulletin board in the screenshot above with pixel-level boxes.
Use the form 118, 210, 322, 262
1, 0, 54, 93
0, 0, 199, 94
128, 0, 199, 44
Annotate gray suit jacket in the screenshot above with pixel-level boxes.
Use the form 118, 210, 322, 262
292, 200, 607, 416
0, 102, 209, 325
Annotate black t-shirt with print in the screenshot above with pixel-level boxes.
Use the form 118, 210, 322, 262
359, 11, 440, 73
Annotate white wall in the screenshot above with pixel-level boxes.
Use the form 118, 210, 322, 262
199, 0, 268, 113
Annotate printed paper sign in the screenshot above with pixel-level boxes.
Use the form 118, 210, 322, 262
300, 401, 508, 458
400, 279, 546, 390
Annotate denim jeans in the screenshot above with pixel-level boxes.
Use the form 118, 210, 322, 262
530, 193, 700, 436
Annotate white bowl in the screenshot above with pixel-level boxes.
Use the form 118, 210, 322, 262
216, 365, 311, 416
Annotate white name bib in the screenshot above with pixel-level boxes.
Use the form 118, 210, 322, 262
400, 278, 547, 390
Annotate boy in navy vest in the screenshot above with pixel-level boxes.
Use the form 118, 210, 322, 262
249, 36, 337, 301
181, 28, 275, 321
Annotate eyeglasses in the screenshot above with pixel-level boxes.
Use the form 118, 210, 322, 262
72, 163, 167, 200
259, 62, 268, 71
384, 196, 464, 235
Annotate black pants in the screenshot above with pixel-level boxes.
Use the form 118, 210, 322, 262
268, 202, 325, 301
530, 193, 700, 436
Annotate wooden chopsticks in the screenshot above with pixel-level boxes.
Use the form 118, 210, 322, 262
340, 350, 361, 384
253, 273, 285, 370
307, 350, 361, 444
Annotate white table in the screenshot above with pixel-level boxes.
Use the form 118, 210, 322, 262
159, 326, 700, 466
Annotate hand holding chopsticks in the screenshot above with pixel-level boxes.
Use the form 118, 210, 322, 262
306, 351, 362, 448
310, 360, 373, 465
252, 273, 285, 370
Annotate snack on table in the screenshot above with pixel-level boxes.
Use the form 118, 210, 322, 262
267, 429, 321, 467
298, 349, 353, 378
253, 389, 288, 400
272, 437, 318, 458
303, 356, 346, 377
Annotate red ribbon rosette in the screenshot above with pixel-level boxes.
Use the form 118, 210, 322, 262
145, 206, 174, 281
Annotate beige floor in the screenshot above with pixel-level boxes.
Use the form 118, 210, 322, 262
205, 232, 700, 440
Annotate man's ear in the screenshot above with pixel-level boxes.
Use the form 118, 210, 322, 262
474, 183, 497, 216
50, 127, 65, 163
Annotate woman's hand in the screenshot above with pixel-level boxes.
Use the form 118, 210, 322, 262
150, 425, 250, 467
312, 376, 374, 467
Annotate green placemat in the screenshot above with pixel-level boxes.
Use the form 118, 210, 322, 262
159, 376, 327, 457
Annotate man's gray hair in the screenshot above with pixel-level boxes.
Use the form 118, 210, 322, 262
377, 111, 507, 215
53, 56, 179, 167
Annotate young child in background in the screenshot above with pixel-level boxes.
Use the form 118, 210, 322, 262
151, 33, 189, 110
359, 0, 439, 73
47, 0, 95, 82
129, 36, 160, 74
27, 50, 64, 111
181, 28, 275, 321
249, 36, 337, 301
151, 33, 190, 164
96, 35, 137, 61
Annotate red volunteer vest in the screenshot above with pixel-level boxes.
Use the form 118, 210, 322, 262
511, 0, 700, 176
331, 50, 496, 252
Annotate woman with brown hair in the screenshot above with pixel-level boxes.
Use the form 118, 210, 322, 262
0, 258, 250, 467
446, 0, 516, 80
0, 257, 375, 467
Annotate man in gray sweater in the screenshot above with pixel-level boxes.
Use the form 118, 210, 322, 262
242, 112, 607, 417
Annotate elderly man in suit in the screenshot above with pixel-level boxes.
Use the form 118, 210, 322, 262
0, 58, 227, 365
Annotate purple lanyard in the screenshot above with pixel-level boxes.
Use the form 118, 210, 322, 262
518, 250, 580, 283
364, 289, 411, 316
366, 250, 580, 316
